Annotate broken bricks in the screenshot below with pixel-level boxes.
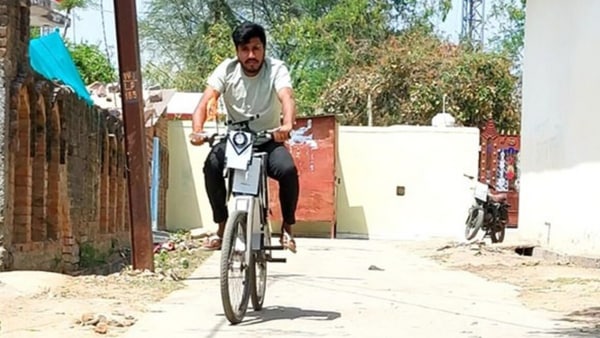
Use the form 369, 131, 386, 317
75, 312, 136, 334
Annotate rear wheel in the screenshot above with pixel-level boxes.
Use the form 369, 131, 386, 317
465, 207, 484, 240
490, 213, 507, 243
220, 210, 250, 324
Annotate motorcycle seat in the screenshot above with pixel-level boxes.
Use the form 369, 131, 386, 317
488, 192, 507, 203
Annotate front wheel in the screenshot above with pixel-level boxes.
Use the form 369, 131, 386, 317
220, 210, 250, 324
465, 207, 484, 240
250, 251, 267, 310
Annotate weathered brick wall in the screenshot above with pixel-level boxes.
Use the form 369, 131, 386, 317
6, 77, 132, 272
0, 0, 30, 270
1, 0, 132, 272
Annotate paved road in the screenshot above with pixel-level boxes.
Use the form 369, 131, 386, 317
124, 238, 573, 338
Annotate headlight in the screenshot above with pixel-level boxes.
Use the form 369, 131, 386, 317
233, 132, 247, 146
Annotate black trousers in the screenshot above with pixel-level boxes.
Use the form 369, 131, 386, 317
203, 140, 299, 226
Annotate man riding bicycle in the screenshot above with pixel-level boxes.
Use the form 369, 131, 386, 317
189, 21, 299, 253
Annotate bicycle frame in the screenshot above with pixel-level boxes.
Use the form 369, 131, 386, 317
226, 150, 270, 264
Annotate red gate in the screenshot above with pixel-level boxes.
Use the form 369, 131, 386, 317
478, 120, 520, 228
268, 115, 337, 237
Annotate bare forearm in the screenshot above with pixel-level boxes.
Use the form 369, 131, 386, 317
192, 105, 207, 133
193, 87, 219, 132
279, 88, 296, 127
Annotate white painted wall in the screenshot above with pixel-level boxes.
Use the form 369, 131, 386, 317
166, 120, 220, 232
335, 126, 480, 240
518, 0, 600, 256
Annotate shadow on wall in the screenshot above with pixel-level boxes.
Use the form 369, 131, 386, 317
166, 121, 204, 230
335, 148, 368, 239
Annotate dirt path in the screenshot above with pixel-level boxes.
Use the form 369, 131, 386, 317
404, 239, 600, 335
0, 235, 213, 338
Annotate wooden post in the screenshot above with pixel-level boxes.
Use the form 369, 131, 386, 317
113, 0, 154, 271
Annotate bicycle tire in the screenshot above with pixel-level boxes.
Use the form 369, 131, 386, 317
250, 249, 267, 310
220, 210, 250, 324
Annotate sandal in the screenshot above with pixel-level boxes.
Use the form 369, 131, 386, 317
279, 231, 297, 254
202, 234, 222, 250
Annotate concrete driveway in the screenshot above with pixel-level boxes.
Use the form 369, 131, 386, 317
124, 238, 572, 338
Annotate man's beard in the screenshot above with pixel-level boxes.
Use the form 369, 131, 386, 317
241, 58, 264, 76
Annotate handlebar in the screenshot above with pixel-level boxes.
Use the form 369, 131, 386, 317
190, 115, 293, 147
190, 129, 279, 148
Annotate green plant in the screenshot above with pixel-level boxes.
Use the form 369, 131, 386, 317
79, 243, 108, 269
67, 41, 116, 84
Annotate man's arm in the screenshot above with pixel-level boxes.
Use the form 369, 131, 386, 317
278, 87, 296, 129
192, 86, 220, 133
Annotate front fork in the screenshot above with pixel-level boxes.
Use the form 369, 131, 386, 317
230, 196, 261, 267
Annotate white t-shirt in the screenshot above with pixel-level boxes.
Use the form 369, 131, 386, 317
206, 56, 293, 132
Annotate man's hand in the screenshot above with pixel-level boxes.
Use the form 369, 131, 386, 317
273, 123, 293, 143
189, 131, 208, 146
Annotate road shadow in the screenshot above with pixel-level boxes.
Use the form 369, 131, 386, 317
530, 307, 600, 337
240, 305, 341, 325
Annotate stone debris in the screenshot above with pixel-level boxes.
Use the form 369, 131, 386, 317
74, 312, 137, 334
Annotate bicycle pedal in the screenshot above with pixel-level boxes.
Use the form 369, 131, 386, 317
267, 257, 287, 263
264, 245, 285, 250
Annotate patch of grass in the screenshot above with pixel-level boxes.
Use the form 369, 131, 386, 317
79, 243, 108, 269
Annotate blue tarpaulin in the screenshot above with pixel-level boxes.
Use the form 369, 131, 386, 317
29, 31, 93, 105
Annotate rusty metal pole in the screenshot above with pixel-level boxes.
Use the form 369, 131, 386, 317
113, 0, 154, 271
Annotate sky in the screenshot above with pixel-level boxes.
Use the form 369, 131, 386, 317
68, 0, 477, 68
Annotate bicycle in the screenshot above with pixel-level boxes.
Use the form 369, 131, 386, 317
193, 116, 288, 324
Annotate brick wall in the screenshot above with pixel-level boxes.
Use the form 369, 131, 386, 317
5, 78, 132, 272
0, 1, 133, 272
0, 0, 29, 270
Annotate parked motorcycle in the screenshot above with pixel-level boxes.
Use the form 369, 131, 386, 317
463, 174, 509, 243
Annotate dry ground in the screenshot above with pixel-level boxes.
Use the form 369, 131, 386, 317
2, 236, 600, 337
403, 238, 600, 335
0, 232, 213, 337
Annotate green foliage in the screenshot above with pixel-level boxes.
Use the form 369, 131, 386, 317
55, 0, 91, 11
320, 28, 520, 132
139, 0, 521, 130
489, 0, 527, 64
67, 42, 116, 84
79, 242, 107, 269
271, 0, 390, 114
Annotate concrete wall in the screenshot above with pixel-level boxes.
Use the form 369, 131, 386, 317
335, 126, 480, 240
166, 120, 216, 232
167, 120, 480, 240
518, 0, 600, 256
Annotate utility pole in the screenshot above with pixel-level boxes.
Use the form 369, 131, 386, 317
113, 0, 154, 271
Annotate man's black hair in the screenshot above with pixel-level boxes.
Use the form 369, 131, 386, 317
232, 21, 267, 48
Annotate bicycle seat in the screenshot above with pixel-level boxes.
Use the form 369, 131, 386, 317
488, 192, 507, 203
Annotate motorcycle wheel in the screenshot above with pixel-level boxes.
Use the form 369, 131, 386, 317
465, 207, 484, 240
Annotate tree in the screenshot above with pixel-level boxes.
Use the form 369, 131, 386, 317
138, 0, 520, 130
271, 0, 391, 114
67, 41, 116, 84
139, 0, 238, 90
55, 0, 97, 39
489, 0, 527, 65
320, 28, 520, 132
